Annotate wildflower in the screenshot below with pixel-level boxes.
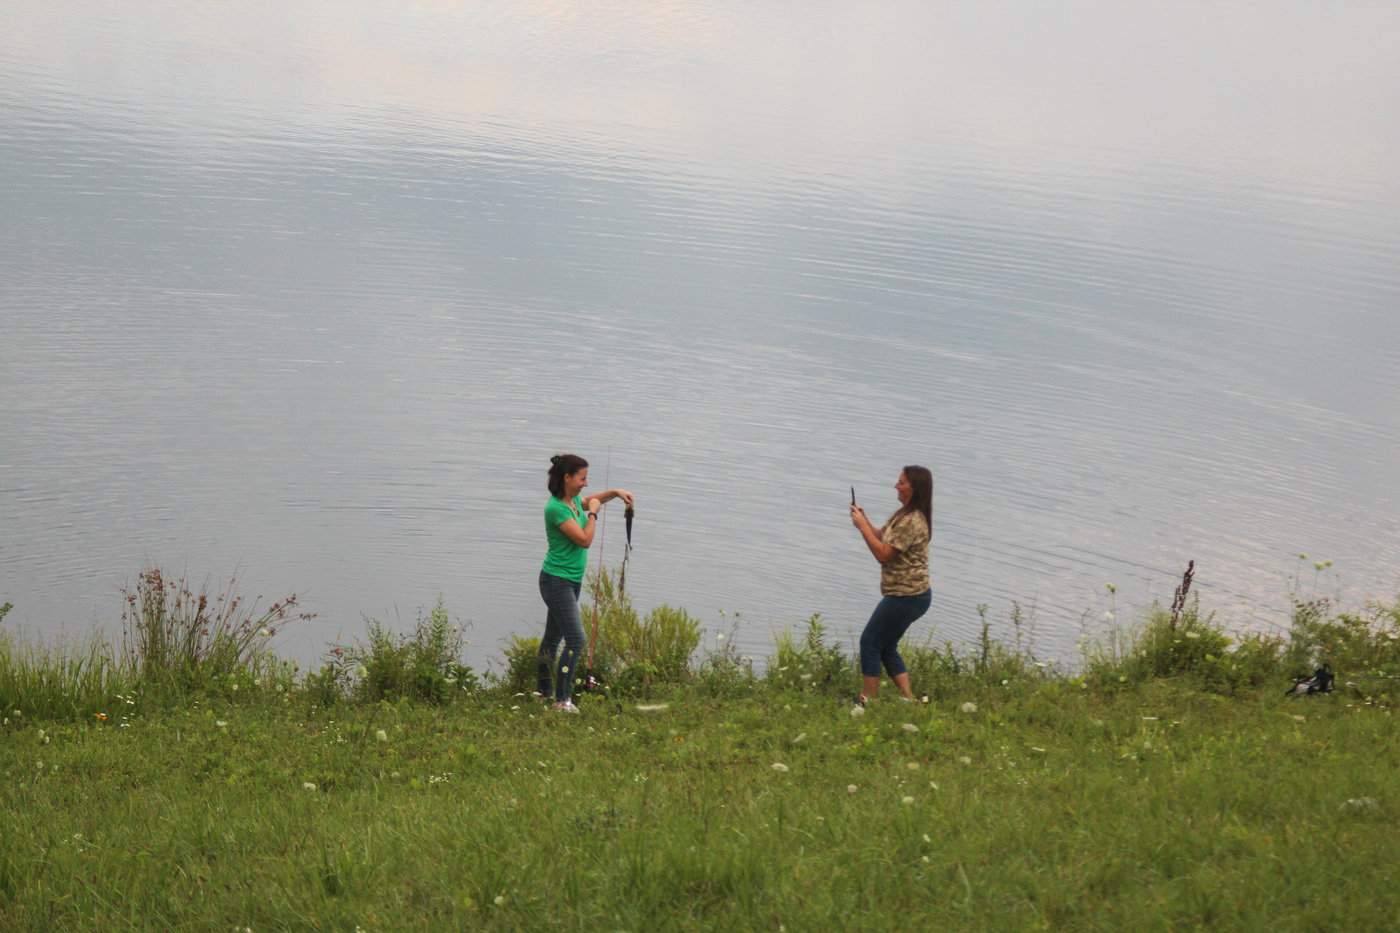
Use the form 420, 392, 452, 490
902, 723, 919, 733
303, 782, 317, 791
717, 632, 725, 640
901, 796, 915, 805
673, 736, 683, 742
1105, 583, 1116, 594
958, 756, 972, 765
800, 673, 812, 681
94, 713, 106, 721
1341, 797, 1378, 811
376, 730, 388, 743
1299, 553, 1308, 560
846, 784, 859, 794
494, 895, 506, 906
850, 706, 866, 718
259, 628, 269, 637
216, 720, 228, 728
792, 732, 807, 744
906, 762, 921, 771
1325, 559, 1334, 567
771, 762, 789, 772
1292, 715, 1306, 723
960, 702, 977, 714
929, 781, 939, 790
1104, 611, 1114, 621
635, 704, 669, 712
560, 665, 569, 674
923, 833, 932, 843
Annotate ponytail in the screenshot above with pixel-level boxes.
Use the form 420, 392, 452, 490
547, 453, 589, 498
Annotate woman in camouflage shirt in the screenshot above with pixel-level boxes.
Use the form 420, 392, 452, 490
849, 465, 932, 704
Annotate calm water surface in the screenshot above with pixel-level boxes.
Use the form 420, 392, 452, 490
3, 1, 1398, 672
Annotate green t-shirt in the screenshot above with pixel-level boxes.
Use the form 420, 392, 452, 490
543, 495, 589, 581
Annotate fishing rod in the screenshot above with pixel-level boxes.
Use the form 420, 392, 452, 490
582, 446, 610, 692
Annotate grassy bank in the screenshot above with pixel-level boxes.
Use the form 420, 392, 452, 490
2, 570, 1399, 931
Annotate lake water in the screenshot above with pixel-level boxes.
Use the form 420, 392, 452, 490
3, 1, 1398, 676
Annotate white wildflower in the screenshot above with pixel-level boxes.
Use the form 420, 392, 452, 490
902, 723, 919, 733
960, 702, 978, 714
792, 732, 807, 744
850, 706, 866, 718
303, 783, 317, 791
846, 784, 859, 794
376, 730, 388, 743
771, 762, 790, 773
901, 796, 915, 805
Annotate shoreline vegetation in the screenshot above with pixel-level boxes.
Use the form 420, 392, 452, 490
2, 565, 1398, 931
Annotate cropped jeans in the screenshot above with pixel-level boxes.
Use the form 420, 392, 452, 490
538, 570, 585, 702
859, 589, 932, 678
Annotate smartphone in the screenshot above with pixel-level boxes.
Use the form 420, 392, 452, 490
850, 486, 856, 505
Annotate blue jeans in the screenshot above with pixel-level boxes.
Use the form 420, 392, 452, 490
538, 570, 585, 702
859, 589, 932, 678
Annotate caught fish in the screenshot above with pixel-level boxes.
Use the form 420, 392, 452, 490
619, 503, 635, 597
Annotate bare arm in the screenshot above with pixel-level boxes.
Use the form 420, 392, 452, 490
586, 488, 634, 508
556, 490, 636, 547
851, 504, 898, 564
557, 504, 601, 548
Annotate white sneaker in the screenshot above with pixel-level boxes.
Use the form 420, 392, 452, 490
552, 701, 580, 714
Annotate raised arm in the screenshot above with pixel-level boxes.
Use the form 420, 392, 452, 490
556, 502, 602, 547
588, 488, 634, 508
851, 504, 898, 564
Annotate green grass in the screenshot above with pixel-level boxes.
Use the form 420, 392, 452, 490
3, 567, 1400, 930
1, 683, 1396, 931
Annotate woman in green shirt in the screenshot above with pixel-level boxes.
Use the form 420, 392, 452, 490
538, 453, 634, 712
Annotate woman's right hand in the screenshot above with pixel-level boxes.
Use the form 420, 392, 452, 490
850, 503, 867, 527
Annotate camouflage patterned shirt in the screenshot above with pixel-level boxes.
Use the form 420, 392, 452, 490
879, 510, 931, 596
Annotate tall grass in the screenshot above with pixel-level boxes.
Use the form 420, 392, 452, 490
5, 565, 1400, 929
120, 565, 312, 695
0, 631, 131, 721
314, 596, 479, 705
589, 568, 700, 694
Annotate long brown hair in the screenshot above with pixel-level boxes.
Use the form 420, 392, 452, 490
547, 453, 588, 499
896, 465, 933, 530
